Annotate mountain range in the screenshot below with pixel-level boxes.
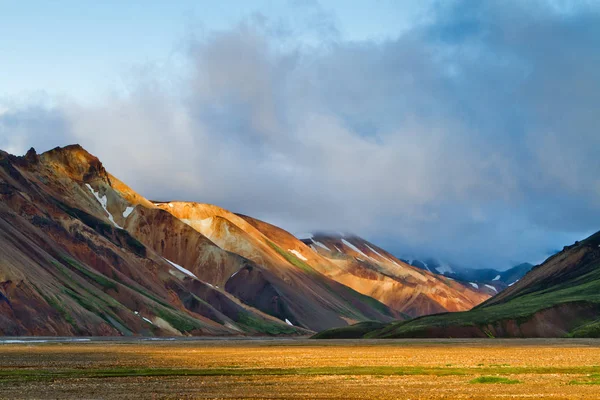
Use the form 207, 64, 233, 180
316, 232, 600, 338
0, 145, 487, 336
401, 258, 533, 294
3, 144, 595, 339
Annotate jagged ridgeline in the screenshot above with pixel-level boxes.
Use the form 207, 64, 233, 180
0, 145, 486, 336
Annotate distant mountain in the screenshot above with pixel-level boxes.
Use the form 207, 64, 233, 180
401, 258, 533, 295
0, 144, 488, 336
316, 232, 600, 338
299, 234, 488, 317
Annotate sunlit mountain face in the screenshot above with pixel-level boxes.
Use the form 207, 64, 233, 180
0, 145, 488, 336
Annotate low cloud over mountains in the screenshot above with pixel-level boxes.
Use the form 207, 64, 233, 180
1, 0, 599, 268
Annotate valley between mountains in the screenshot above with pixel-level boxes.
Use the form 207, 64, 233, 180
0, 144, 597, 338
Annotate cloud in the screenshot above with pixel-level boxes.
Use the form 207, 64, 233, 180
1, 0, 599, 269
0, 97, 72, 156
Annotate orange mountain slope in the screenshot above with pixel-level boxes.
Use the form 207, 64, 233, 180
0, 144, 490, 336
243, 224, 488, 317
0, 146, 306, 335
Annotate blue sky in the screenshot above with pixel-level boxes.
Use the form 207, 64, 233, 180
1, 0, 428, 101
1, 0, 599, 269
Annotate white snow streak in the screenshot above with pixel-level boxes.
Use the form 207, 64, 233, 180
165, 258, 198, 279
85, 184, 121, 228
288, 249, 307, 261
365, 244, 398, 264
123, 206, 134, 218
435, 263, 454, 275
469, 282, 479, 289
134, 311, 154, 325
492, 275, 501, 281
365, 244, 385, 259
484, 284, 498, 293
285, 319, 293, 326
341, 239, 369, 258
312, 241, 331, 252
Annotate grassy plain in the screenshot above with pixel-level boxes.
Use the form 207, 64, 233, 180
1, 338, 600, 399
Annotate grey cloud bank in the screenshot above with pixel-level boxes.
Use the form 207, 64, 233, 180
1, 0, 599, 269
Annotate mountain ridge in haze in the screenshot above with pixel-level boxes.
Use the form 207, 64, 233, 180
401, 258, 533, 294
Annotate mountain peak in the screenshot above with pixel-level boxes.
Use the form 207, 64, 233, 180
24, 147, 39, 163
40, 144, 110, 184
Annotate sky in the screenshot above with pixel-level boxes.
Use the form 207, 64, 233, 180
1, 0, 599, 269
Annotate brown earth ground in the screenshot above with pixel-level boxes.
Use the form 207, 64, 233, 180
1, 339, 600, 399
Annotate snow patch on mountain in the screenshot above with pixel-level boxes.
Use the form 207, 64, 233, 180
123, 206, 134, 218
485, 284, 498, 293
288, 249, 307, 261
435, 262, 454, 275
312, 241, 331, 252
341, 239, 369, 258
85, 184, 122, 228
134, 311, 154, 325
365, 244, 386, 259
470, 282, 479, 289
492, 275, 501, 281
420, 261, 432, 272
164, 258, 197, 279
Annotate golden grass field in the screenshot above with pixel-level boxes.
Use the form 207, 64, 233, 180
1, 338, 600, 399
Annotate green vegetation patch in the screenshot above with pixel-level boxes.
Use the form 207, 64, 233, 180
569, 374, 600, 385
469, 376, 521, 384
569, 319, 600, 338
35, 289, 78, 331
123, 233, 146, 257
338, 285, 397, 317
237, 313, 297, 335
1, 365, 598, 383
62, 257, 118, 292
329, 247, 600, 339
267, 240, 317, 274
312, 321, 388, 339
154, 307, 205, 333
